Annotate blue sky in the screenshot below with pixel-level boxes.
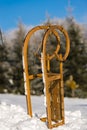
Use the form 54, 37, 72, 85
0, 0, 87, 31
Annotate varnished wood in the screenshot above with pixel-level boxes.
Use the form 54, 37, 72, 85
23, 25, 70, 129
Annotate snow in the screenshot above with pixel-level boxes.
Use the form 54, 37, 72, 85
22, 54, 27, 95
0, 94, 87, 130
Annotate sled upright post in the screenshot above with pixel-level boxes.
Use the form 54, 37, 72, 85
22, 25, 70, 129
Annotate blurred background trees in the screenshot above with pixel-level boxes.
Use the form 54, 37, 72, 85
0, 17, 87, 97
64, 18, 87, 98
10, 22, 26, 94
0, 30, 10, 92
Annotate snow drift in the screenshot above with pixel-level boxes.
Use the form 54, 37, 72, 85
0, 95, 87, 130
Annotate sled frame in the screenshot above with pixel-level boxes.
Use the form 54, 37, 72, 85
23, 25, 70, 129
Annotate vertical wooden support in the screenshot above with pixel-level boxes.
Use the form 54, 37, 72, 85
47, 54, 50, 72
23, 47, 32, 116
59, 54, 65, 124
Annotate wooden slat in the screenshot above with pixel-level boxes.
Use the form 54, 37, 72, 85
48, 74, 61, 81
28, 73, 42, 80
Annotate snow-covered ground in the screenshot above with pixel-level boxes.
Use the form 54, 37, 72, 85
0, 94, 87, 130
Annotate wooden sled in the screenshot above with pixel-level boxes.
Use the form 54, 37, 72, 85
23, 25, 70, 129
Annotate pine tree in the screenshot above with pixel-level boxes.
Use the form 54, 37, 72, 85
0, 30, 10, 92
64, 18, 87, 97
10, 22, 26, 94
